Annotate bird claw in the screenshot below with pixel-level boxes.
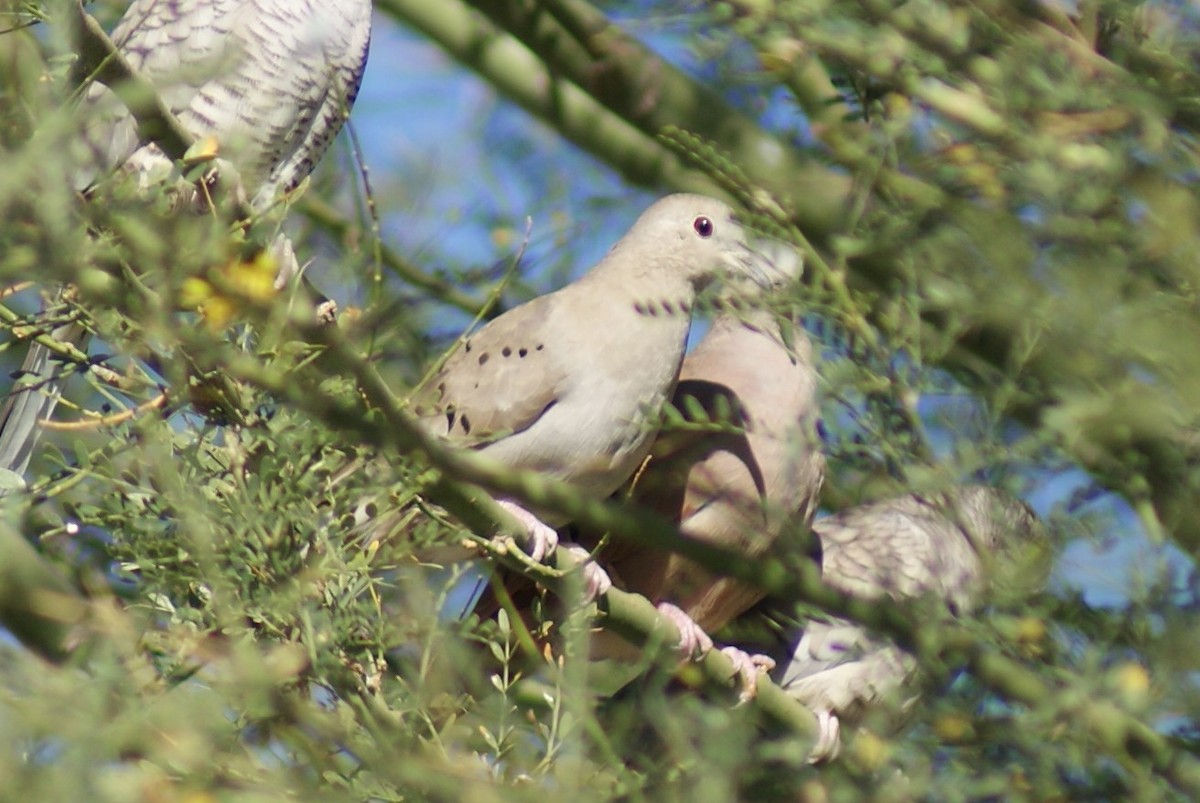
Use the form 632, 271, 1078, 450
496, 500, 558, 562
656, 602, 713, 659
806, 709, 842, 764
720, 646, 777, 703
269, 234, 302, 291
651, 607, 777, 701
560, 543, 612, 604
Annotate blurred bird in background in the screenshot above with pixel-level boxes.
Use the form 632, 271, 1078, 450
772, 486, 1044, 762
0, 0, 372, 487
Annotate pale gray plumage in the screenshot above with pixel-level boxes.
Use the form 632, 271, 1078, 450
0, 315, 85, 490
78, 0, 372, 209
773, 486, 1041, 761
595, 308, 823, 660
0, 0, 371, 487
414, 195, 766, 563
559, 279, 825, 701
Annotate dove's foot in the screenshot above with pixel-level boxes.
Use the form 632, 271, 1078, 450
496, 500, 558, 562
652, 605, 777, 701
806, 708, 842, 764
656, 602, 714, 659
719, 646, 777, 702
560, 543, 613, 604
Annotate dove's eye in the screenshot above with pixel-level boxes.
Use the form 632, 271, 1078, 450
693, 216, 714, 238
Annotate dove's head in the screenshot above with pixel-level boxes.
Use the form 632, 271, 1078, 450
952, 485, 1053, 601
612, 194, 771, 291
952, 485, 1043, 551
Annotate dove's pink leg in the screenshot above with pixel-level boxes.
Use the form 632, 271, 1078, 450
806, 709, 843, 764
560, 543, 613, 604
719, 646, 777, 702
497, 500, 558, 562
655, 603, 777, 700
656, 602, 714, 657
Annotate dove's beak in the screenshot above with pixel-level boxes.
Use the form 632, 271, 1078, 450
730, 237, 803, 290
753, 238, 804, 288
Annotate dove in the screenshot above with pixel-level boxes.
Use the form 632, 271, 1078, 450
0, 0, 372, 487
586, 300, 824, 695
773, 486, 1042, 762
75, 0, 372, 210
412, 194, 771, 577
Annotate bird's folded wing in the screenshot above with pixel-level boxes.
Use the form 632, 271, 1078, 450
776, 618, 912, 715
417, 295, 569, 446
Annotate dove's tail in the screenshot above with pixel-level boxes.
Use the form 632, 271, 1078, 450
0, 322, 86, 490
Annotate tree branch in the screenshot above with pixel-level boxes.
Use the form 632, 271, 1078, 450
68, 0, 192, 163
0, 505, 89, 663
297, 195, 492, 317
188, 304, 1200, 796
